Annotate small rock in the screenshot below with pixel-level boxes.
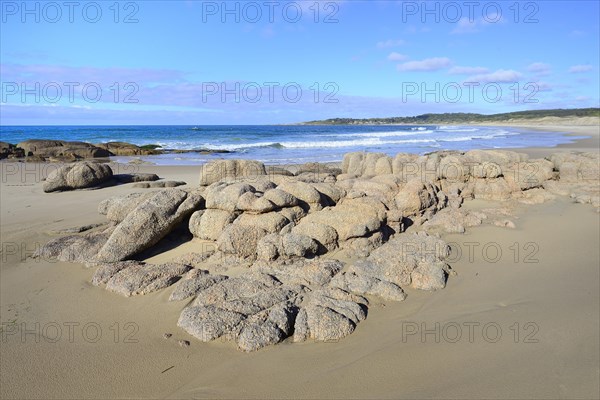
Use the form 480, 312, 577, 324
494, 219, 516, 229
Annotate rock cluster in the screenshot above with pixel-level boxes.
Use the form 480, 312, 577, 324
35, 150, 600, 351
0, 141, 25, 159
12, 139, 159, 161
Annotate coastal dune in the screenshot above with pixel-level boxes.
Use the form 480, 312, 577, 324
1, 125, 599, 399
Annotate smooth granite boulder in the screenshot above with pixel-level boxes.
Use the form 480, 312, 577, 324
96, 189, 204, 262
43, 162, 113, 192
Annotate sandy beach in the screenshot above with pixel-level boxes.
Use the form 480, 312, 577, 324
1, 124, 599, 399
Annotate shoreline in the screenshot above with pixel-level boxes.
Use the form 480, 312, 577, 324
3, 122, 597, 167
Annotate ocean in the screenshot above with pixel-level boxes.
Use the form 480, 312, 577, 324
0, 125, 586, 165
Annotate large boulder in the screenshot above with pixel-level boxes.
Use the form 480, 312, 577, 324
394, 178, 443, 216
292, 222, 339, 252
392, 153, 420, 178
236, 192, 277, 214
312, 182, 346, 205
255, 233, 319, 260
43, 162, 113, 192
472, 177, 513, 201
96, 189, 204, 262
551, 152, 600, 182
189, 209, 239, 240
216, 224, 269, 259
293, 288, 368, 343
296, 199, 384, 242
98, 192, 156, 223
342, 152, 390, 177
276, 181, 325, 211
504, 160, 554, 190
348, 232, 450, 291
262, 188, 299, 208
330, 272, 407, 301
199, 159, 267, 186
204, 182, 256, 211
234, 212, 290, 234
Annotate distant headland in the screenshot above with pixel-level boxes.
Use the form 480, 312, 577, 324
301, 107, 600, 125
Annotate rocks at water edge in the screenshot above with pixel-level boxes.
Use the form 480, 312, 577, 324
0, 141, 25, 159
18, 139, 112, 160
15, 139, 159, 161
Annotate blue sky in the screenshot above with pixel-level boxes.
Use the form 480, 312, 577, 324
1, 0, 598, 124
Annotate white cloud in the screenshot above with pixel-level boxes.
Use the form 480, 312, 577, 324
387, 52, 408, 61
451, 17, 479, 34
397, 57, 452, 72
376, 39, 405, 48
465, 69, 523, 83
448, 66, 489, 75
527, 62, 551, 75
451, 14, 503, 34
569, 64, 593, 73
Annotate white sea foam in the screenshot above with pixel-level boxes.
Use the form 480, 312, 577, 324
321, 130, 434, 138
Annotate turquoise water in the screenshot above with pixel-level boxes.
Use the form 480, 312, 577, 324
0, 125, 585, 165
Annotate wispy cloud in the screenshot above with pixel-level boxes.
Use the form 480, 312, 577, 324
376, 39, 405, 48
397, 57, 452, 72
527, 62, 551, 76
448, 66, 489, 75
532, 81, 554, 92
451, 17, 479, 34
568, 64, 593, 73
387, 52, 408, 62
465, 69, 523, 83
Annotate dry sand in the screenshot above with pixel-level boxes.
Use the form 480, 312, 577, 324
1, 124, 598, 399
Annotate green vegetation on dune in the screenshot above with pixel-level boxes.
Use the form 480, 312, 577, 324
303, 108, 600, 125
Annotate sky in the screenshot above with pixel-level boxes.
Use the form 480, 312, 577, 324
1, 0, 599, 124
